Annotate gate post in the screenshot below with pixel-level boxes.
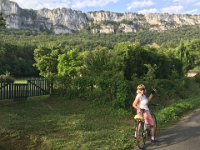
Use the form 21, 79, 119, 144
14, 83, 28, 101
50, 80, 53, 95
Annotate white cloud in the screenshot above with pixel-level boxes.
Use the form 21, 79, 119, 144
161, 5, 184, 14
195, 2, 200, 5
138, 8, 158, 14
127, 0, 155, 10
11, 0, 118, 10
71, 0, 118, 9
11, 0, 72, 9
173, 0, 195, 2
173, 0, 198, 4
184, 9, 198, 14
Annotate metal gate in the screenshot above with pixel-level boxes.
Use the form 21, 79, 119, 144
0, 78, 51, 100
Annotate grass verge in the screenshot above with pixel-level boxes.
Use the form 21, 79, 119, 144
156, 96, 200, 129
0, 96, 200, 149
0, 96, 135, 150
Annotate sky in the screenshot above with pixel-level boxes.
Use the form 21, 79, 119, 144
11, 0, 200, 14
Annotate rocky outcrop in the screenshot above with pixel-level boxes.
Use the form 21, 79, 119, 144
1, 0, 200, 34
37, 8, 89, 34
119, 24, 136, 33
0, 0, 89, 33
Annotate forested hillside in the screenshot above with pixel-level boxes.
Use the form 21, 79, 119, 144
0, 25, 200, 76
1, 22, 200, 108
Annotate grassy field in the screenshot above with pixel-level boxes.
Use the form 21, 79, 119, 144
0, 96, 135, 150
0, 85, 200, 150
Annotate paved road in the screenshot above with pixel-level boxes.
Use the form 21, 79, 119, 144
135, 108, 200, 150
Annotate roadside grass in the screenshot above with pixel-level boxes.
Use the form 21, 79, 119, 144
0, 96, 135, 150
156, 96, 200, 129
0, 85, 200, 149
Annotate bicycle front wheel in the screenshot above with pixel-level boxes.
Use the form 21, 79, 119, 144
135, 121, 146, 149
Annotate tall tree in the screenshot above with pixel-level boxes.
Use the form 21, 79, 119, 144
177, 42, 194, 73
185, 39, 200, 69
83, 47, 125, 100
34, 45, 61, 79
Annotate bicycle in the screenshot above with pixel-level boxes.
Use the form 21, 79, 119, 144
134, 104, 158, 149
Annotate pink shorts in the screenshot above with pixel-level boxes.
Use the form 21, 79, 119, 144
137, 110, 155, 126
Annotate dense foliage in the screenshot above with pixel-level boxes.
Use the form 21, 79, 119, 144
0, 25, 200, 108
0, 42, 38, 76
0, 26, 200, 76
33, 42, 187, 108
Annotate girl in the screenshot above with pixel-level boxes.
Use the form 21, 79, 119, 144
132, 84, 157, 144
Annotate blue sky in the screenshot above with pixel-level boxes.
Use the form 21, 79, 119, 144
11, 0, 200, 14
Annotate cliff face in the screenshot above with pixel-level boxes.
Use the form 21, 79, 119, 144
0, 0, 89, 34
1, 0, 200, 34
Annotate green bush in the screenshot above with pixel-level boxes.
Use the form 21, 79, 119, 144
114, 80, 129, 109
0, 73, 14, 83
194, 74, 200, 84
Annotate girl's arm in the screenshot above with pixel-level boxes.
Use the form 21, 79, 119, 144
148, 94, 154, 102
132, 96, 141, 113
148, 89, 156, 102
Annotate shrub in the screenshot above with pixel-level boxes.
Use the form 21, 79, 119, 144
0, 72, 14, 83
114, 80, 129, 109
194, 74, 200, 85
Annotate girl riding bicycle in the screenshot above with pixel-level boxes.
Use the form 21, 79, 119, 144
132, 84, 157, 144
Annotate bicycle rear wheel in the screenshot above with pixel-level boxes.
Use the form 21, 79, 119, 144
135, 121, 146, 149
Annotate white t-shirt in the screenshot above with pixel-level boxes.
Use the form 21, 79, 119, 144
136, 94, 149, 110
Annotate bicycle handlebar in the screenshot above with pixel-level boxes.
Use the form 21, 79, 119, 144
149, 103, 160, 107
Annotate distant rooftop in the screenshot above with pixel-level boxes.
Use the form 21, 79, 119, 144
187, 70, 200, 77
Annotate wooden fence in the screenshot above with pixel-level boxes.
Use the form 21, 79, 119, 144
0, 78, 51, 100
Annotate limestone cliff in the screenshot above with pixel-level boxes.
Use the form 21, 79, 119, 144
1, 0, 200, 34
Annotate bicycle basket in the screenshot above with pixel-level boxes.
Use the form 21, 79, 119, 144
134, 114, 144, 121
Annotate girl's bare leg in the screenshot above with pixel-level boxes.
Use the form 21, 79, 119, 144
151, 125, 156, 139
